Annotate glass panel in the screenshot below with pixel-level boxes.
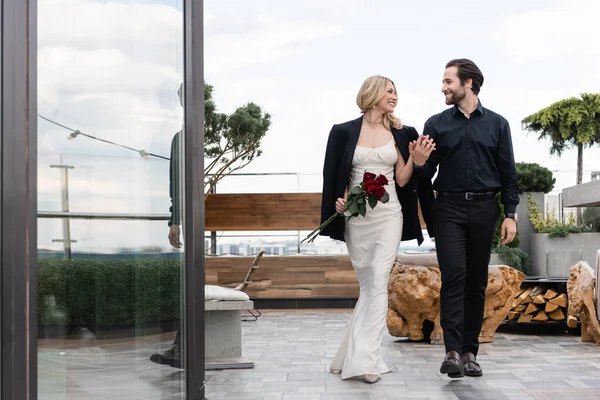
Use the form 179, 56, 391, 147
37, 0, 186, 398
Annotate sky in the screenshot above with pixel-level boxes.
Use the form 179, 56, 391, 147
37, 0, 600, 252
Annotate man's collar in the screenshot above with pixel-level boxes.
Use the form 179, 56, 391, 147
452, 99, 484, 116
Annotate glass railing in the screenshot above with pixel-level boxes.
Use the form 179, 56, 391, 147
38, 152, 434, 257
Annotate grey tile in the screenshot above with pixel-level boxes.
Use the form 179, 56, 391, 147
37, 310, 600, 400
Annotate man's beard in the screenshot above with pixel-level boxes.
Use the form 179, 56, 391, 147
445, 89, 466, 105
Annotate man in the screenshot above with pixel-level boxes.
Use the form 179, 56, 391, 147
414, 59, 519, 378
150, 84, 184, 369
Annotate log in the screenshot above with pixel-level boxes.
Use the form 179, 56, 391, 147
528, 286, 545, 302
567, 315, 578, 328
543, 289, 559, 300
545, 302, 560, 313
515, 287, 527, 298
549, 308, 565, 321
524, 303, 539, 315
507, 311, 520, 321
549, 293, 567, 308
514, 287, 533, 307
533, 294, 546, 305
518, 313, 533, 323
513, 305, 526, 313
533, 310, 549, 322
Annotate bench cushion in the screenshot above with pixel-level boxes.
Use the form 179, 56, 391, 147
205, 284, 250, 301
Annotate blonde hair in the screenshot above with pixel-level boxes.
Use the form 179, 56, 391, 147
356, 75, 402, 130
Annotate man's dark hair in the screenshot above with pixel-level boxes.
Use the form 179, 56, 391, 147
446, 58, 484, 95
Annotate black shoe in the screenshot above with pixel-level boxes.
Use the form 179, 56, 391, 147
463, 359, 482, 377
150, 344, 182, 369
440, 352, 463, 378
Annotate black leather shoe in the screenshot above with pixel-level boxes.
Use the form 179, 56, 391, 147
440, 351, 463, 378
150, 344, 182, 369
463, 359, 482, 377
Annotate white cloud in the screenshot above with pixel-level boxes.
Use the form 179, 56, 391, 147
493, 1, 600, 62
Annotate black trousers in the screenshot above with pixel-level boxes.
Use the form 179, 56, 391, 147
433, 194, 500, 356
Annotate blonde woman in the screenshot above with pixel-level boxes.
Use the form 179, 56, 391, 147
319, 76, 435, 383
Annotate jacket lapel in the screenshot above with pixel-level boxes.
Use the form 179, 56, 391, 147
393, 127, 410, 163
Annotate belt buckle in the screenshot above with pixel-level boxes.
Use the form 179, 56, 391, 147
465, 192, 474, 200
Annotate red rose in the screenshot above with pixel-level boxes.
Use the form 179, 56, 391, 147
376, 174, 388, 186
363, 172, 377, 183
365, 181, 382, 197
374, 186, 386, 201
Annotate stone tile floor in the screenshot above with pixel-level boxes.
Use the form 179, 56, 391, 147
38, 309, 600, 400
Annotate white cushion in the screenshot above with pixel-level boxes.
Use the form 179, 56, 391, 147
205, 285, 250, 301
396, 251, 439, 266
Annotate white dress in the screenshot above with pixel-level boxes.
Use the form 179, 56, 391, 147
331, 139, 403, 379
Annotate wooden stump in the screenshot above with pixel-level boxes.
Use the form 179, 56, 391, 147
386, 263, 525, 344
479, 266, 527, 343
567, 261, 600, 346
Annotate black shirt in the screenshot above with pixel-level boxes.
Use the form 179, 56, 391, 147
418, 101, 520, 214
168, 130, 182, 227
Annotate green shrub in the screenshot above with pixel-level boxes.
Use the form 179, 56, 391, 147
516, 162, 555, 193
494, 245, 531, 275
493, 194, 520, 249
581, 207, 600, 232
38, 259, 182, 328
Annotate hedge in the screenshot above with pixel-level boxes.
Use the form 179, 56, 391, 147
38, 259, 181, 328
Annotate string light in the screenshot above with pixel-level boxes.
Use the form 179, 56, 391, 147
38, 114, 170, 161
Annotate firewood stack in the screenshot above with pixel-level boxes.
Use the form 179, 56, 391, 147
506, 285, 569, 323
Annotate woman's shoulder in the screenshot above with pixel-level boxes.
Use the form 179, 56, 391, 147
392, 124, 418, 140
329, 116, 361, 137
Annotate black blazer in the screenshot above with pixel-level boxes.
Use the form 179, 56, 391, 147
319, 116, 435, 245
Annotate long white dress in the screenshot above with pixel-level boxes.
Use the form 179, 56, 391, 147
330, 139, 403, 380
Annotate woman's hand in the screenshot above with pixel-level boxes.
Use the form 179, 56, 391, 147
335, 197, 346, 214
412, 135, 436, 166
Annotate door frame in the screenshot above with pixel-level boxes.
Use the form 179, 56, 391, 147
0, 0, 206, 398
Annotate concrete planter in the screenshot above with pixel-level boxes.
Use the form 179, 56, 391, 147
489, 253, 503, 265
516, 192, 545, 256
530, 232, 600, 278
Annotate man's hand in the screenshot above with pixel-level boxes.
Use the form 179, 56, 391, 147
500, 218, 517, 245
411, 135, 436, 166
169, 224, 182, 248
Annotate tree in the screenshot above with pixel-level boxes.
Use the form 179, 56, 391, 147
203, 82, 271, 198
521, 93, 600, 187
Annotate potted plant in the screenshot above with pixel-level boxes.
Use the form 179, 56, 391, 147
514, 162, 555, 256
528, 196, 600, 278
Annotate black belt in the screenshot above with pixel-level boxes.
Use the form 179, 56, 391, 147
437, 191, 497, 200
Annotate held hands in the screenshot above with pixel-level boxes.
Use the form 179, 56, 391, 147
500, 218, 517, 245
409, 135, 436, 166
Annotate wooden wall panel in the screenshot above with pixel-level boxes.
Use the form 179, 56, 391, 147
205, 192, 426, 231
206, 255, 359, 299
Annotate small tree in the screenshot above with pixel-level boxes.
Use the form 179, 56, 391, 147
516, 162, 555, 193
203, 83, 271, 198
521, 93, 600, 187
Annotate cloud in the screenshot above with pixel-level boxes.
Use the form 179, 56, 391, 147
493, 1, 600, 62
204, 15, 344, 75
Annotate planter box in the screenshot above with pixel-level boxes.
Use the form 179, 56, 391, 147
530, 233, 600, 278
489, 253, 503, 265
516, 192, 545, 255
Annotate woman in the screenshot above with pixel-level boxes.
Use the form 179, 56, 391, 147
319, 76, 434, 383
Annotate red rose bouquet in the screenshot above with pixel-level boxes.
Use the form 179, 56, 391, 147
302, 171, 390, 243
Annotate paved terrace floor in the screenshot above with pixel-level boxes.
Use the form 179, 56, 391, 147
39, 310, 600, 400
